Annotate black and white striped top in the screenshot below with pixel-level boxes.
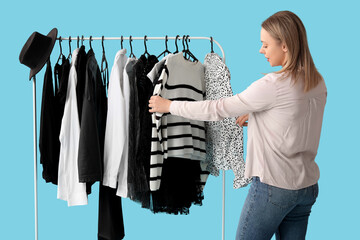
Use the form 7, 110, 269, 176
149, 53, 206, 191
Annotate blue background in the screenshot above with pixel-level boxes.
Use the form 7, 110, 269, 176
1, 0, 359, 239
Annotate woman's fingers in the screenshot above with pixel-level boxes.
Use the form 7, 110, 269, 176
149, 96, 155, 112
236, 114, 249, 127
149, 96, 159, 112
236, 115, 245, 125
148, 96, 171, 113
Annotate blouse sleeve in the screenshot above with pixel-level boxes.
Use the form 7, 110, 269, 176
169, 76, 277, 121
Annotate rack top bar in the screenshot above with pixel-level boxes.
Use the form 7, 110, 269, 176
56, 36, 225, 63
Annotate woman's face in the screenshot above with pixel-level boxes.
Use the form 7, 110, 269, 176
259, 28, 288, 67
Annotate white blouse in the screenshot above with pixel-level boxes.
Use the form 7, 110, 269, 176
102, 49, 128, 197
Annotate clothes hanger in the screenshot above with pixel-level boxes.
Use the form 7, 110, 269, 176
143, 35, 150, 57
101, 36, 109, 88
89, 36, 93, 50
67, 36, 72, 59
56, 36, 65, 65
77, 36, 80, 48
55, 36, 65, 94
185, 35, 198, 62
210, 36, 214, 53
81, 35, 84, 47
185, 35, 190, 60
157, 35, 172, 59
182, 35, 187, 59
129, 36, 136, 58
181, 35, 197, 62
120, 36, 124, 49
173, 35, 180, 54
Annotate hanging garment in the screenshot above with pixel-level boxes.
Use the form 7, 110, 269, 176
57, 48, 88, 206
147, 54, 206, 214
98, 50, 127, 240
127, 54, 158, 207
39, 60, 57, 184
78, 48, 107, 188
149, 52, 207, 191
98, 185, 125, 240
114, 57, 135, 198
50, 56, 70, 185
103, 49, 128, 191
203, 53, 251, 189
54, 56, 70, 147
151, 157, 204, 215
126, 56, 140, 197
75, 45, 87, 122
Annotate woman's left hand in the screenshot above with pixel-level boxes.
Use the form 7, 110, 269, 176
149, 96, 172, 113
236, 114, 249, 127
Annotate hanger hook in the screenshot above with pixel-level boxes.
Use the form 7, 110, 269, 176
175, 35, 179, 52
102, 36, 105, 54
68, 36, 72, 56
182, 35, 186, 51
81, 35, 84, 46
210, 36, 214, 53
129, 35, 134, 57
89, 36, 93, 49
77, 36, 79, 48
58, 36, 63, 55
165, 35, 168, 51
121, 35, 123, 49
144, 35, 148, 53
186, 35, 190, 51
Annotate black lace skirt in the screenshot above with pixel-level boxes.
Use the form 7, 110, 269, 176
150, 157, 205, 215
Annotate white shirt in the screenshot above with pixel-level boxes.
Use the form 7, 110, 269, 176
170, 72, 327, 190
57, 48, 88, 206
114, 57, 135, 198
103, 49, 128, 192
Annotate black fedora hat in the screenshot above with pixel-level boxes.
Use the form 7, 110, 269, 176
19, 28, 58, 80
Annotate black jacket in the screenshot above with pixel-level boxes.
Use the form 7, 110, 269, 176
78, 49, 107, 186
39, 60, 57, 184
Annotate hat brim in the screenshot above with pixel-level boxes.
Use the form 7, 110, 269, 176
29, 28, 58, 80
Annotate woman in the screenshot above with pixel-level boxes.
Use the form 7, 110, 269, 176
149, 10, 327, 240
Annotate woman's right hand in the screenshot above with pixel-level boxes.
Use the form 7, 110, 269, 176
236, 114, 249, 127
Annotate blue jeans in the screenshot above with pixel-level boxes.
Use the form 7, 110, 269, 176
236, 177, 319, 240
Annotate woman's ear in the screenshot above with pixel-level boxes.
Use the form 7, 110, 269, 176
282, 44, 288, 53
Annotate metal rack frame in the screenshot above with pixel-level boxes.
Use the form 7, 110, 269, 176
30, 36, 227, 240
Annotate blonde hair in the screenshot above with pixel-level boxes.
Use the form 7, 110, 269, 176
262, 10, 323, 92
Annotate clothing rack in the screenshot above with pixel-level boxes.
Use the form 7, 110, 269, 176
30, 36, 227, 240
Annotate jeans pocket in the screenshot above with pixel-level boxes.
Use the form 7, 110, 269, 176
268, 185, 297, 209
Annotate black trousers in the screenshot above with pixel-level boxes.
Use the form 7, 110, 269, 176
98, 185, 125, 240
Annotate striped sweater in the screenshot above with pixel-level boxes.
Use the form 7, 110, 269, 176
149, 52, 206, 191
